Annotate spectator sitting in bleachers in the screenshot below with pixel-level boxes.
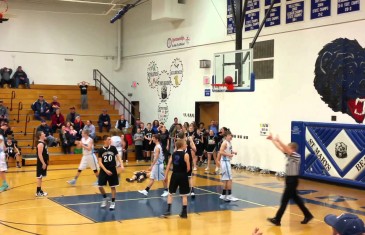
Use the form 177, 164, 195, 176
69, 126, 78, 145
66, 107, 79, 125
50, 96, 61, 113
65, 121, 72, 132
5, 138, 21, 168
36, 120, 57, 147
59, 125, 72, 154
0, 67, 13, 88
83, 120, 96, 140
73, 116, 84, 140
115, 114, 129, 133
31, 95, 51, 121
13, 66, 30, 89
51, 109, 65, 134
0, 100, 9, 123
98, 109, 111, 133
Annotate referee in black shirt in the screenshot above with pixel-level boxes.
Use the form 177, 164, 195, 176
267, 133, 313, 226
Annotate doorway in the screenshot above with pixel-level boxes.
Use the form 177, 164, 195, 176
131, 101, 140, 125
195, 102, 219, 129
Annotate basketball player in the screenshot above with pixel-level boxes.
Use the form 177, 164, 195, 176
217, 130, 238, 201
110, 129, 123, 177
161, 139, 190, 218
67, 130, 99, 185
5, 138, 21, 168
215, 127, 228, 174
176, 131, 196, 197
187, 125, 197, 171
205, 130, 218, 172
126, 170, 150, 183
266, 133, 313, 226
138, 134, 169, 197
98, 135, 123, 210
36, 131, 49, 196
194, 128, 205, 167
143, 123, 154, 162
0, 135, 9, 192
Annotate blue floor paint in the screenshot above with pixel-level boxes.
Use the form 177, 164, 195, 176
315, 195, 358, 202
49, 185, 282, 222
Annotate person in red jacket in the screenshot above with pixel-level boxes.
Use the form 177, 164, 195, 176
51, 109, 65, 134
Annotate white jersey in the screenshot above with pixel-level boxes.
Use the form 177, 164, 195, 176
0, 141, 6, 172
221, 140, 232, 161
111, 136, 122, 151
154, 144, 164, 165
82, 137, 93, 156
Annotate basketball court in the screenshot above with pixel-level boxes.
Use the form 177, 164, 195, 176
1, 163, 365, 235
1, 0, 365, 234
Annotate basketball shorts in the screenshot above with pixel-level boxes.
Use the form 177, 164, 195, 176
78, 154, 99, 171
0, 153, 7, 172
36, 158, 49, 178
220, 160, 232, 181
7, 152, 17, 158
206, 145, 216, 153
150, 163, 164, 181
98, 168, 119, 187
169, 173, 190, 195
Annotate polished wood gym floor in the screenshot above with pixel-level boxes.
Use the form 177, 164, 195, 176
1, 162, 365, 235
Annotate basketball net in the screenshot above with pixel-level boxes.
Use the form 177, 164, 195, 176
211, 83, 234, 92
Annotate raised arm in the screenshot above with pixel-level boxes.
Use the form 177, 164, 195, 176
267, 134, 293, 155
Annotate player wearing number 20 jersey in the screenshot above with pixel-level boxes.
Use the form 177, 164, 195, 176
98, 145, 119, 187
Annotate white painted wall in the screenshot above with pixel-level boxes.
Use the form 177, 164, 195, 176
0, 10, 117, 84
111, 0, 365, 172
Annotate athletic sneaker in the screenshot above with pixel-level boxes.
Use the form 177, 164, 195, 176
35, 191, 48, 197
219, 194, 226, 200
16, 164, 21, 168
190, 192, 195, 199
109, 201, 116, 210
204, 167, 209, 171
161, 211, 171, 217
101, 197, 110, 208
161, 190, 169, 197
226, 195, 239, 202
215, 167, 219, 172
125, 160, 128, 164
193, 167, 197, 171
179, 211, 188, 219
138, 190, 148, 196
93, 180, 99, 186
203, 159, 207, 164
67, 179, 76, 185
126, 178, 133, 182
0, 183, 9, 192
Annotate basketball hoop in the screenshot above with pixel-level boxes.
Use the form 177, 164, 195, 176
211, 84, 234, 92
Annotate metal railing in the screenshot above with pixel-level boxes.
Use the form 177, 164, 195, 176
10, 91, 15, 111
17, 102, 23, 123
93, 69, 139, 123
31, 128, 36, 150
24, 113, 31, 136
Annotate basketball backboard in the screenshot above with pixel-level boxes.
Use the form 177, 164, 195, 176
212, 49, 255, 92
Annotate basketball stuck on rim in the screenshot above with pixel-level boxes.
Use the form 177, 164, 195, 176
224, 76, 233, 85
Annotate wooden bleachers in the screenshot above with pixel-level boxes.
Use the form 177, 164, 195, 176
1, 84, 135, 167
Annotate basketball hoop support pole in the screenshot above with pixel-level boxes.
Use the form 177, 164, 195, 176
241, 0, 276, 66
231, 0, 249, 87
